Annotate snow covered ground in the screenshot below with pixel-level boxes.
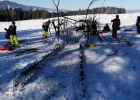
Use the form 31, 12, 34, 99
0, 13, 140, 100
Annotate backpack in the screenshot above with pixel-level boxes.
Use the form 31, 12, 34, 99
5, 31, 10, 39
42, 22, 47, 28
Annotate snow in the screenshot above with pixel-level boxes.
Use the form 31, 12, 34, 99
0, 13, 140, 100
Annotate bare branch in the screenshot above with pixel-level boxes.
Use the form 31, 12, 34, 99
99, 0, 106, 14
86, 0, 98, 20
57, 0, 60, 7
52, 0, 57, 7
51, 0, 61, 41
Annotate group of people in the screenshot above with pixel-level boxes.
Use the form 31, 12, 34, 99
101, 15, 120, 38
4, 20, 51, 47
104, 15, 140, 37
4, 16, 120, 48
5, 14, 140, 47
41, 15, 121, 39
109, 14, 140, 37
74, 15, 121, 38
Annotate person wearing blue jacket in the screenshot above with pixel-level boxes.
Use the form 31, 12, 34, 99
5, 21, 19, 46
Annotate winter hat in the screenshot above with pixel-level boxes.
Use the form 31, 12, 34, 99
48, 20, 51, 23
116, 15, 119, 18
12, 21, 15, 25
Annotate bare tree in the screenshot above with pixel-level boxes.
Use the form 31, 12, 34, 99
85, 0, 97, 20
84, 0, 107, 46
52, 0, 61, 40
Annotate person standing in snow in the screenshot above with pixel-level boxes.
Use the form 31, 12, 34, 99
111, 15, 121, 38
136, 16, 140, 34
4, 21, 19, 46
42, 20, 51, 38
52, 20, 57, 35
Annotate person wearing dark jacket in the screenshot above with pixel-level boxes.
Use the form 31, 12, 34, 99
111, 15, 121, 38
102, 24, 110, 32
136, 16, 140, 34
42, 20, 51, 38
4, 21, 19, 46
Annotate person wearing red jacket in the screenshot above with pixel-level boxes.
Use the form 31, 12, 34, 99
111, 15, 121, 38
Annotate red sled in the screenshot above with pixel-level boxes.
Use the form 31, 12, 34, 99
98, 31, 108, 34
124, 29, 134, 32
0, 45, 16, 51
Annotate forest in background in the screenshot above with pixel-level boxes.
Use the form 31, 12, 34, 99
0, 7, 126, 21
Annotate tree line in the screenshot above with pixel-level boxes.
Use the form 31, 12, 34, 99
0, 7, 126, 21
65, 7, 126, 15
0, 8, 53, 21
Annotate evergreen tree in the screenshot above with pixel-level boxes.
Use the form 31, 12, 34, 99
0, 6, 126, 21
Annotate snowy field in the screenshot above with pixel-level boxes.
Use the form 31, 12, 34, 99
0, 13, 140, 100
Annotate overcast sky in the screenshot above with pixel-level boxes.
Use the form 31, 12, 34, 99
9, 0, 140, 10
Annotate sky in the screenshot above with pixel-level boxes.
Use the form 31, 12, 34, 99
7, 0, 140, 11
